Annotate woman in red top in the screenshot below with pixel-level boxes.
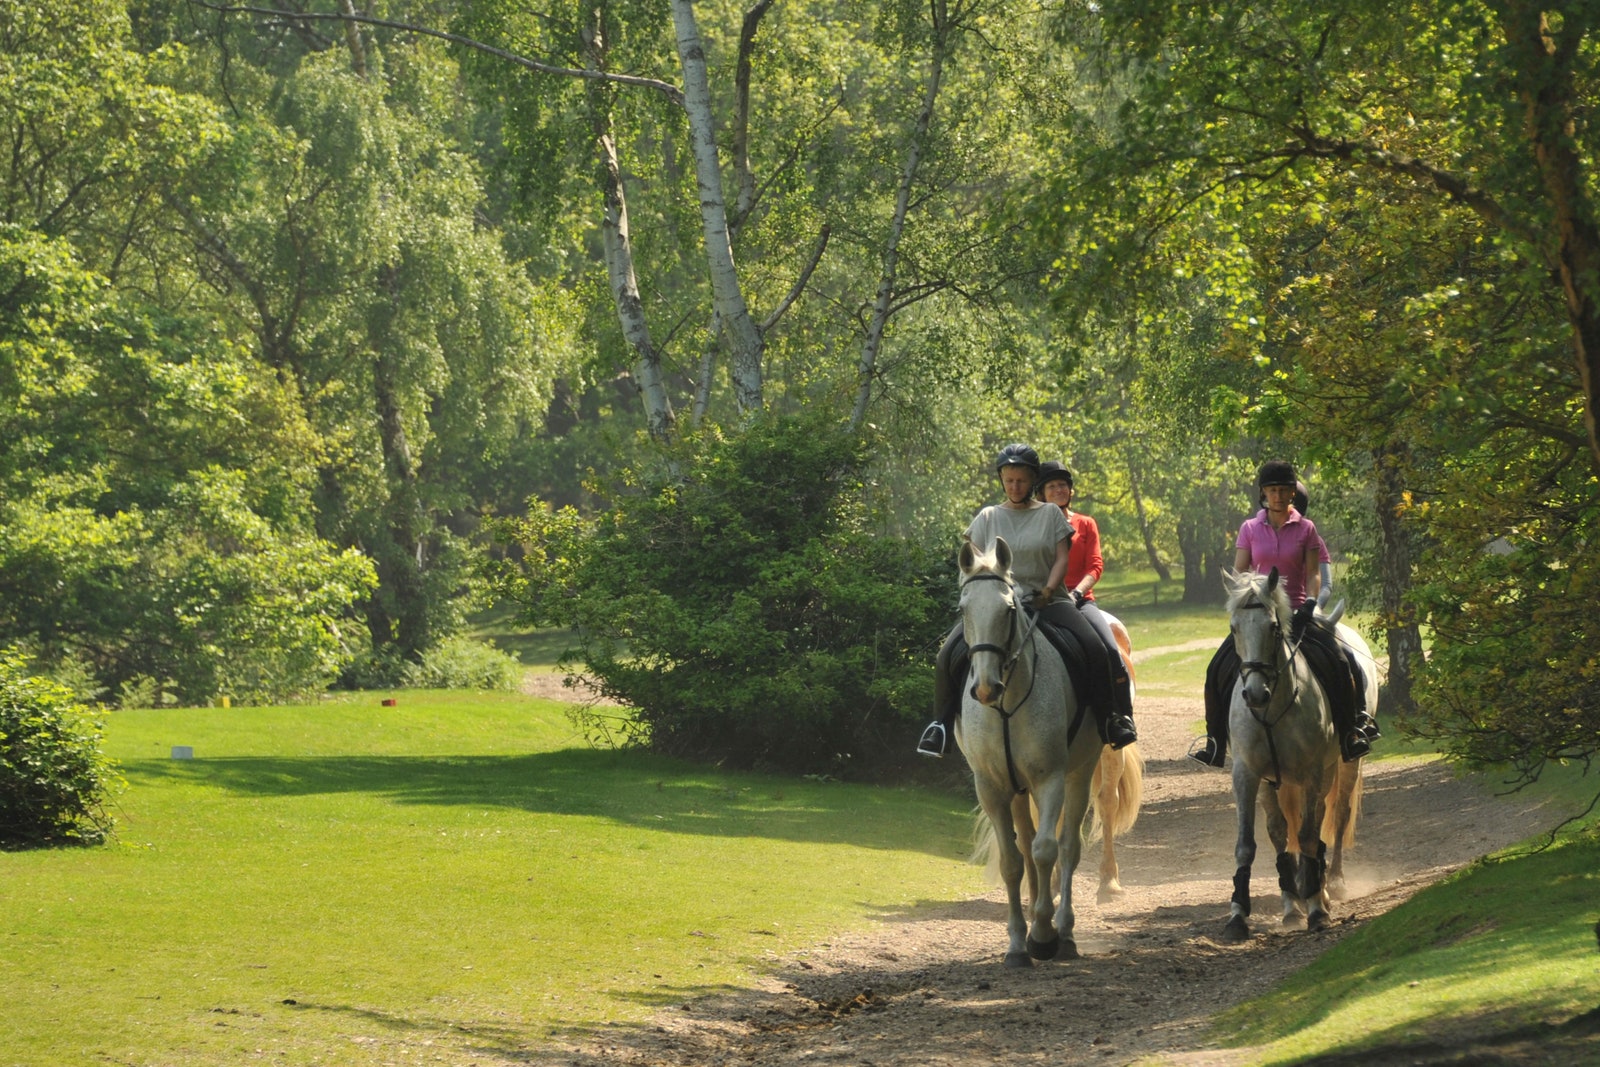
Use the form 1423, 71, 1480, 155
1036, 462, 1136, 742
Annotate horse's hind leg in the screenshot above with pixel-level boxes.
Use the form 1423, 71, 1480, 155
1324, 758, 1362, 901
1053, 770, 1093, 961
1265, 786, 1302, 927
1301, 794, 1331, 932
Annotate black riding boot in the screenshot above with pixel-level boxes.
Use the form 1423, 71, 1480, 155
1190, 638, 1234, 768
917, 624, 965, 758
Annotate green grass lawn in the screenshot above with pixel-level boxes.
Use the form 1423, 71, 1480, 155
0, 692, 984, 1066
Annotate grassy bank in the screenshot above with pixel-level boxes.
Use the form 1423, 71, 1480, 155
0, 692, 984, 1066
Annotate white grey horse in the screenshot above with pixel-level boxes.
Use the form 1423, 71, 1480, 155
1222, 567, 1367, 941
955, 537, 1101, 967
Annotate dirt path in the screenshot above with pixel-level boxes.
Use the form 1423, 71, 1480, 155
530, 694, 1565, 1067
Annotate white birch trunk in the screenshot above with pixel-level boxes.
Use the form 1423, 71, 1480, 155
600, 132, 676, 443
585, 23, 675, 443
671, 0, 765, 415
851, 27, 945, 432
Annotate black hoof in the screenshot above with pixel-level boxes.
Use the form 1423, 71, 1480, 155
1307, 910, 1330, 932
1223, 916, 1250, 942
1058, 939, 1080, 960
1026, 935, 1060, 961
1003, 951, 1034, 969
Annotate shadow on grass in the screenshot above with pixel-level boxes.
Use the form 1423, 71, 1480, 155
121, 748, 963, 851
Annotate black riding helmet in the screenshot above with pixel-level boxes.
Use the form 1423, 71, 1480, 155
1256, 459, 1297, 490
995, 442, 1041, 474
1034, 460, 1073, 499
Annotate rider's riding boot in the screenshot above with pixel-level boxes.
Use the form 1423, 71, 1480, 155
1105, 713, 1137, 750
917, 720, 951, 758
1340, 729, 1370, 762
1102, 672, 1137, 750
1188, 736, 1226, 768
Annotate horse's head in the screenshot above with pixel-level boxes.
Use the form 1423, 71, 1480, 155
1224, 567, 1293, 711
959, 538, 1018, 709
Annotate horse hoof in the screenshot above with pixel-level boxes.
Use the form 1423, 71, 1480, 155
1307, 911, 1330, 932
1327, 878, 1348, 902
1026, 936, 1060, 961
1058, 939, 1080, 960
1223, 916, 1250, 942
1004, 951, 1034, 969
1097, 885, 1125, 905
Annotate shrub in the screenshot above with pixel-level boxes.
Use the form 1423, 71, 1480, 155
491, 415, 953, 776
0, 648, 120, 848
401, 637, 523, 691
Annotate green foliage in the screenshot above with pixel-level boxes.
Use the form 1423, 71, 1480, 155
0, 648, 120, 849
399, 635, 524, 692
492, 415, 953, 774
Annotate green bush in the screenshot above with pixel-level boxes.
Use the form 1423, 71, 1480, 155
401, 636, 523, 692
491, 415, 953, 776
0, 649, 120, 848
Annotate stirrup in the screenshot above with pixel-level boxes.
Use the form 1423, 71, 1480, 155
1187, 736, 1226, 768
916, 722, 949, 758
1358, 715, 1381, 741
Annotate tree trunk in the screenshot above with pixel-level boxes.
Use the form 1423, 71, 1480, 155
1501, 2, 1600, 477
850, 1, 947, 431
1127, 457, 1173, 582
671, 0, 765, 415
1372, 442, 1423, 721
584, 21, 675, 444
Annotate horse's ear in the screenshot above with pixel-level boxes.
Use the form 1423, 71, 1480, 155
1266, 566, 1279, 594
959, 540, 978, 575
993, 536, 1012, 574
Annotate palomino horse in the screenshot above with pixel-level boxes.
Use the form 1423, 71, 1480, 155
1222, 568, 1369, 940
991, 613, 1145, 906
956, 537, 1101, 967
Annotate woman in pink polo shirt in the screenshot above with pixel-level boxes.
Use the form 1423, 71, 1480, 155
1189, 460, 1370, 767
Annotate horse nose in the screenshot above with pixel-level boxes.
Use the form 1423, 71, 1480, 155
1243, 677, 1270, 709
972, 680, 1005, 707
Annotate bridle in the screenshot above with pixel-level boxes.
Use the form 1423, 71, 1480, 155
962, 572, 1039, 699
1233, 596, 1303, 788
960, 570, 1044, 795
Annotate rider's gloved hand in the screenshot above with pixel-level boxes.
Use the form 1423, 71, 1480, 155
1291, 598, 1316, 640
1068, 588, 1086, 607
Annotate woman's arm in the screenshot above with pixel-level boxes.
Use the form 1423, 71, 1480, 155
1303, 542, 1322, 602
1044, 537, 1070, 598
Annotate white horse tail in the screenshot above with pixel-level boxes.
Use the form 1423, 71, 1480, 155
972, 806, 1000, 881
1087, 742, 1145, 842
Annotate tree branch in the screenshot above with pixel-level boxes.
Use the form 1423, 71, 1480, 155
760, 224, 829, 332
189, 1, 685, 107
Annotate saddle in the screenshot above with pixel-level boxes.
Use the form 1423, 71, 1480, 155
1030, 611, 1095, 716
1295, 622, 1367, 722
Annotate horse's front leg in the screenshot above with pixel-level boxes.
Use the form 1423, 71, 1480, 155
976, 781, 1032, 968
1226, 766, 1261, 941
1024, 778, 1067, 961
1011, 793, 1041, 908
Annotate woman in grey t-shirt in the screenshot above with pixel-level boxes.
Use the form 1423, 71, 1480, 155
916, 444, 1136, 758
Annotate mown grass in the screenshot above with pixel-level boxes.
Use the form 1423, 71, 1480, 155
0, 692, 984, 1066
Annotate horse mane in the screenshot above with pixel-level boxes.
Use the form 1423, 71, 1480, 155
1223, 568, 1292, 632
